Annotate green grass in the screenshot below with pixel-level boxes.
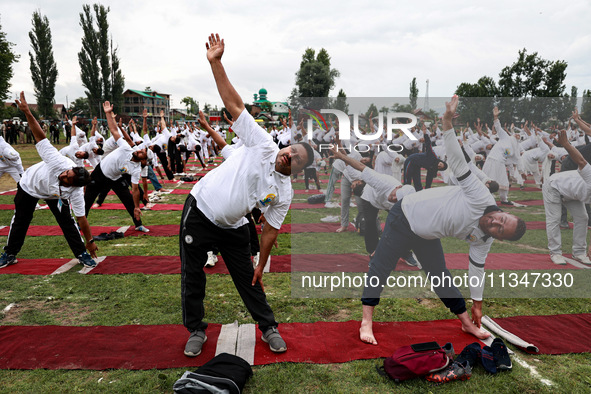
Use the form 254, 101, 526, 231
0, 147, 589, 393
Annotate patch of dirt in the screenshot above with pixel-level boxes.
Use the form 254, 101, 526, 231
53, 304, 92, 325
332, 308, 352, 320
0, 300, 92, 325
0, 300, 44, 324
416, 298, 439, 309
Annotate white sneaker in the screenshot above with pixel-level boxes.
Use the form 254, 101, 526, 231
205, 251, 217, 267
572, 254, 591, 265
135, 225, 150, 232
550, 254, 566, 265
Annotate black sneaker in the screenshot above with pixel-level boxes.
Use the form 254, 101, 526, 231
77, 252, 97, 268
455, 342, 481, 368
500, 200, 515, 206
491, 338, 512, 371
0, 252, 17, 269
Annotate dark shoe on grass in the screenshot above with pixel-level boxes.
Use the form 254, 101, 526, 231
491, 338, 512, 371
0, 252, 17, 269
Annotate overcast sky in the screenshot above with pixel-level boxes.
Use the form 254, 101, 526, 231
2, 0, 591, 112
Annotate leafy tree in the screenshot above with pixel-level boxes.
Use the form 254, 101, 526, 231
29, 10, 58, 118
78, 4, 124, 116
581, 90, 591, 123
293, 48, 340, 99
391, 102, 413, 113
455, 49, 570, 123
180, 97, 199, 115
78, 5, 101, 116
409, 77, 418, 110
260, 101, 273, 114
455, 76, 498, 123
498, 49, 567, 97
334, 89, 349, 114
0, 18, 20, 101
111, 44, 124, 109
69, 96, 90, 115
365, 103, 379, 119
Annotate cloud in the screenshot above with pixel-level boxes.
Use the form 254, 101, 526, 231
2, 0, 591, 109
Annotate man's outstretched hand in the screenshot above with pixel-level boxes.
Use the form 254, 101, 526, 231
442, 95, 458, 130
206, 33, 224, 63
103, 101, 113, 114
15, 92, 29, 113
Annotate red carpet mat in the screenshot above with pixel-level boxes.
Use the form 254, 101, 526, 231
0, 320, 482, 369
490, 314, 591, 354
0, 324, 221, 370
1, 253, 577, 275
92, 203, 185, 211
0, 226, 121, 237
92, 253, 583, 275
253, 320, 480, 365
1, 222, 555, 237
0, 258, 69, 275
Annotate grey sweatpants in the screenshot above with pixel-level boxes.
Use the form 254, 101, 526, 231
543, 182, 588, 256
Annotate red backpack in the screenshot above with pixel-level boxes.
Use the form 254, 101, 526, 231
378, 344, 450, 382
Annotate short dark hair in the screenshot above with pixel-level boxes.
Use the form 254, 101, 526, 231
151, 144, 161, 154
508, 218, 526, 241
352, 181, 366, 197
71, 167, 91, 187
294, 142, 315, 168
487, 180, 499, 194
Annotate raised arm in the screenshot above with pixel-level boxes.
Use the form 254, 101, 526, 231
142, 109, 148, 136
223, 111, 234, 126
198, 110, 227, 149
90, 117, 97, 137
206, 34, 245, 120
442, 95, 470, 177
558, 129, 587, 170
329, 144, 367, 173
103, 102, 121, 140
572, 108, 591, 136
492, 107, 509, 139
15, 92, 46, 143
159, 110, 167, 130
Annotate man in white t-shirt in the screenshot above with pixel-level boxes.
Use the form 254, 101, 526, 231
84, 102, 149, 232
0, 135, 24, 183
180, 34, 314, 358
543, 130, 591, 266
0, 92, 98, 269
359, 96, 526, 345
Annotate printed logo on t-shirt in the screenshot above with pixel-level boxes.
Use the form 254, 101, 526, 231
120, 166, 128, 174
503, 148, 511, 157
259, 193, 276, 207
466, 234, 477, 243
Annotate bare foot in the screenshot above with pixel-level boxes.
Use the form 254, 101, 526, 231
359, 322, 378, 345
335, 226, 348, 233
461, 322, 491, 340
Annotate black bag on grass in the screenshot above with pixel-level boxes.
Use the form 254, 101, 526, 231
307, 193, 326, 204
173, 353, 253, 394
